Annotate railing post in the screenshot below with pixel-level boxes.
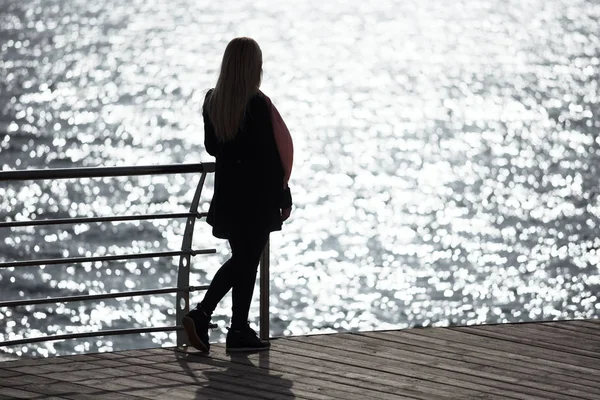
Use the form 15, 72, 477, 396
175, 172, 208, 347
259, 237, 270, 340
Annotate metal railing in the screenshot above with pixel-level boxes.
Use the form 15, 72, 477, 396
0, 163, 271, 350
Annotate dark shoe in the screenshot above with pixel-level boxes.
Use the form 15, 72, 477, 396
226, 324, 270, 352
182, 307, 211, 352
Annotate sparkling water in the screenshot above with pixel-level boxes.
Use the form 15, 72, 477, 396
1, 0, 599, 358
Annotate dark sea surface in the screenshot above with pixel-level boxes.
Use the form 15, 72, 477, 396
1, 0, 599, 358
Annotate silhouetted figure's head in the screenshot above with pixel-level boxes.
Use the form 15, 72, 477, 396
207, 37, 263, 142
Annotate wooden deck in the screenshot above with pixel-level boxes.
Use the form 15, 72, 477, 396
1, 319, 599, 399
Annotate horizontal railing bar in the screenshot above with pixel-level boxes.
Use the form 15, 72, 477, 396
0, 163, 215, 181
0, 326, 182, 347
0, 212, 209, 229
0, 249, 216, 269
0, 321, 219, 347
0, 285, 210, 308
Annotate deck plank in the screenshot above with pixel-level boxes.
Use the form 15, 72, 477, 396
336, 331, 600, 399
0, 387, 42, 399
410, 324, 600, 374
456, 325, 600, 360
543, 321, 600, 337
465, 323, 600, 354
288, 333, 568, 400
281, 336, 528, 399
204, 346, 426, 400
358, 329, 600, 390
1, 320, 599, 400
567, 320, 600, 329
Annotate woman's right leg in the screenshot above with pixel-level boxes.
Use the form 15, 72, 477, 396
225, 228, 271, 352
228, 228, 269, 329
199, 227, 267, 318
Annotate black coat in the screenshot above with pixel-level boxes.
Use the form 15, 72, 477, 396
203, 90, 290, 239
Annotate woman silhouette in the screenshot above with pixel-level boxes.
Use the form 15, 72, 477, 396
183, 37, 293, 352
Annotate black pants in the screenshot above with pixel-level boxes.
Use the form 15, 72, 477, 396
199, 227, 270, 329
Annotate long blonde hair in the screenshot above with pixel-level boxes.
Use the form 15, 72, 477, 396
207, 37, 263, 142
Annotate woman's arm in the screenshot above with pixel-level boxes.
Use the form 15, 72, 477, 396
203, 92, 217, 156
270, 103, 294, 187
261, 93, 294, 188
203, 113, 217, 157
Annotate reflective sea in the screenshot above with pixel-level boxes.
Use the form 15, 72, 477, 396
1, 0, 599, 358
